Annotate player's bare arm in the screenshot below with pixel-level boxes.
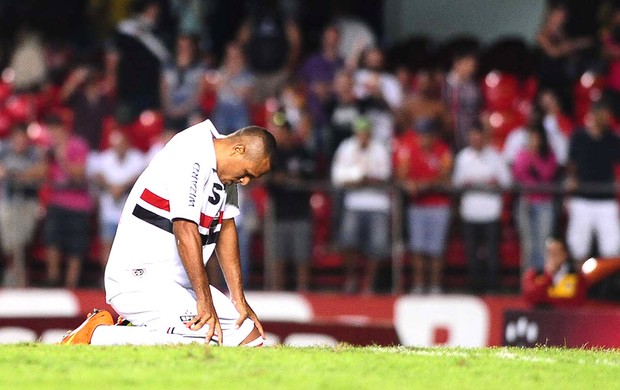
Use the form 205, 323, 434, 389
173, 218, 223, 345
215, 218, 266, 340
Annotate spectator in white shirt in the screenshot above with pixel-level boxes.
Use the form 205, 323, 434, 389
332, 117, 392, 294
453, 122, 512, 292
353, 47, 403, 110
92, 129, 146, 268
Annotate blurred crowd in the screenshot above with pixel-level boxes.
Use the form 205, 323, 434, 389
0, 0, 618, 299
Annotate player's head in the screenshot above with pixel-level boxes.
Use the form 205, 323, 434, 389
353, 116, 372, 148
467, 119, 485, 150
44, 113, 69, 145
109, 127, 131, 154
414, 117, 440, 150
451, 47, 478, 79
216, 126, 277, 186
585, 99, 612, 133
176, 34, 200, 66
9, 122, 29, 153
545, 236, 569, 268
322, 25, 340, 51
133, 0, 161, 27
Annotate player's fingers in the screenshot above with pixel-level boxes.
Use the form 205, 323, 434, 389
234, 314, 247, 330
190, 315, 205, 330
215, 322, 223, 346
205, 320, 215, 343
251, 315, 266, 339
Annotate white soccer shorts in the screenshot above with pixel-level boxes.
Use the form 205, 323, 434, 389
108, 278, 255, 346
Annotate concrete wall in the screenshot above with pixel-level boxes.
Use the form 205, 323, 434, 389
384, 0, 546, 44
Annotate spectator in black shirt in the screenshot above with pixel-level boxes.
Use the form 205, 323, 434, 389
60, 66, 114, 150
565, 101, 620, 262
265, 112, 315, 291
324, 70, 362, 161
107, 0, 170, 117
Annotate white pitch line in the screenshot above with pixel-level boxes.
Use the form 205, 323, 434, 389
366, 346, 620, 367
494, 350, 556, 364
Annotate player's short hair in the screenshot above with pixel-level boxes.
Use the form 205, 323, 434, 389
11, 122, 28, 135
452, 46, 478, 63
590, 98, 612, 114
133, 0, 161, 14
234, 126, 278, 167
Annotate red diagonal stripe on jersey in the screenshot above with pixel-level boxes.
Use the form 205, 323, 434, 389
141, 189, 170, 211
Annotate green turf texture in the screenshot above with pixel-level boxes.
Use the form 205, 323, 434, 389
1, 344, 619, 389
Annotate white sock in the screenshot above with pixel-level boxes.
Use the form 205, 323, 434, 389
90, 325, 200, 346
243, 336, 264, 347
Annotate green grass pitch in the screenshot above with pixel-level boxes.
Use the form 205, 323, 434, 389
1, 344, 619, 389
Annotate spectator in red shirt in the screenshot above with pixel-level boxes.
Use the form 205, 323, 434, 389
395, 118, 453, 294
522, 236, 586, 306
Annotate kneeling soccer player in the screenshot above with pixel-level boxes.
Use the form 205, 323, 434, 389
61, 120, 276, 346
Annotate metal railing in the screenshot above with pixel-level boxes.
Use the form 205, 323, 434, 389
261, 180, 620, 293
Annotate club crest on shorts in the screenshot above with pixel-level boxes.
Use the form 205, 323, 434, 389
132, 268, 145, 277
180, 310, 195, 323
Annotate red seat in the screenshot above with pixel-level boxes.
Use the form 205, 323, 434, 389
249, 185, 269, 219
616, 166, 620, 205
0, 81, 12, 105
500, 237, 521, 269
309, 191, 346, 283
199, 89, 217, 117
99, 116, 117, 150
445, 237, 466, 267
486, 109, 525, 149
521, 77, 538, 103
5, 94, 35, 122
130, 110, 164, 152
574, 71, 606, 126
310, 192, 332, 260
26, 121, 51, 147
0, 110, 12, 138
313, 252, 344, 268
482, 72, 520, 111
35, 84, 62, 119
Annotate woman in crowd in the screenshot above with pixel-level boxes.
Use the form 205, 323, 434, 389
512, 117, 558, 273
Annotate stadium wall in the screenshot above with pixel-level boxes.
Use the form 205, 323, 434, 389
383, 0, 545, 44
0, 289, 618, 347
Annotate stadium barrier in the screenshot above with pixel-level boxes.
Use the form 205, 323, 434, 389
1, 289, 619, 347
260, 179, 620, 292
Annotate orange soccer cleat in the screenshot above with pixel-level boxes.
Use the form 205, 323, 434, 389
60, 309, 114, 345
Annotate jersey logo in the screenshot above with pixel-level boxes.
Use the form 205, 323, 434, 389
208, 182, 224, 205
132, 268, 145, 277
188, 162, 201, 207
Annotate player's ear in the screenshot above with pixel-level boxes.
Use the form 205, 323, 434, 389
231, 143, 246, 156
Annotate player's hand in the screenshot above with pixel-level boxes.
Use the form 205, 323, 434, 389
565, 176, 578, 193
233, 300, 266, 340
190, 299, 223, 345
403, 181, 419, 196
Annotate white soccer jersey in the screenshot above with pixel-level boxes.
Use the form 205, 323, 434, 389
105, 120, 239, 302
